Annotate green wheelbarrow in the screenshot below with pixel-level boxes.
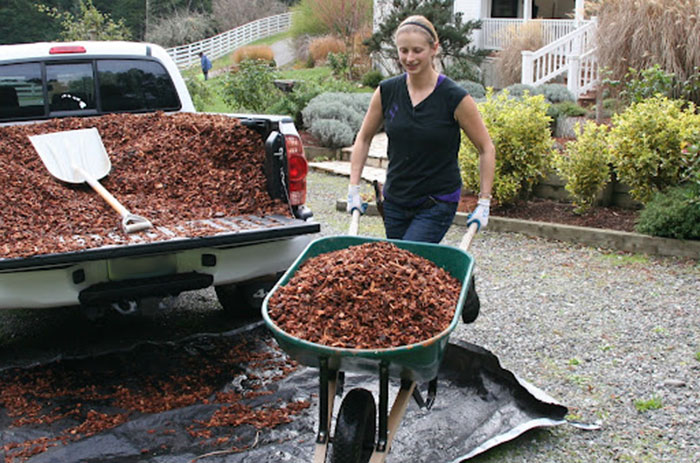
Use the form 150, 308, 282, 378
262, 210, 478, 463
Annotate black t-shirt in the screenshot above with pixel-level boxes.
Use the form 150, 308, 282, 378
380, 74, 468, 205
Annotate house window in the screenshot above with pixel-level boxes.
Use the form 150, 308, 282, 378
492, 0, 519, 18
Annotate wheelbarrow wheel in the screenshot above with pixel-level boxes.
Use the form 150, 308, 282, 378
331, 388, 376, 463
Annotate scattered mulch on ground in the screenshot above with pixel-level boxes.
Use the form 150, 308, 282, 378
267, 241, 461, 349
458, 194, 639, 233
0, 112, 290, 259
0, 333, 308, 463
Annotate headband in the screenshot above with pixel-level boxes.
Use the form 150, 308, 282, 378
399, 21, 437, 41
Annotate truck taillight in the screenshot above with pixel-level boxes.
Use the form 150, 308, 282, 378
49, 46, 87, 54
285, 134, 308, 206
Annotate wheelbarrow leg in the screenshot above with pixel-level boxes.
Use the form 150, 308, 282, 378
376, 362, 390, 453
314, 357, 338, 463
370, 363, 415, 463
411, 377, 438, 410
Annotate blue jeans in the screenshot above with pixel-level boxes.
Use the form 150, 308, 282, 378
383, 197, 458, 243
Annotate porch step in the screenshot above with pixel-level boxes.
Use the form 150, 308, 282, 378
339, 132, 388, 169
577, 89, 597, 106
308, 160, 386, 185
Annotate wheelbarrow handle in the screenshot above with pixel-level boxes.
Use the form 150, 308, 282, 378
349, 209, 479, 250
348, 208, 361, 236
459, 222, 479, 252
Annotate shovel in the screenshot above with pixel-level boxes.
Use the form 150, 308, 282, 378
29, 127, 153, 234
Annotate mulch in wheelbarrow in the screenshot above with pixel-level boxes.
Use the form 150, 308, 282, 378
267, 241, 462, 349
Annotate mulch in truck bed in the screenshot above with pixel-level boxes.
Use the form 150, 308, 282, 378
0, 112, 291, 259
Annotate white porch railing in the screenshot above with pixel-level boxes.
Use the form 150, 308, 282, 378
521, 19, 598, 98
479, 18, 579, 51
165, 13, 292, 69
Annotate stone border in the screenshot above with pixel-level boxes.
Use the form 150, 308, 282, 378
335, 201, 700, 260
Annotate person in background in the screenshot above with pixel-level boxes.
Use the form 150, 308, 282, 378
346, 15, 496, 323
199, 52, 212, 80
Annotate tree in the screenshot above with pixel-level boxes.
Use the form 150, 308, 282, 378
38, 0, 132, 41
0, 0, 69, 44
364, 0, 486, 80
212, 0, 287, 32
145, 8, 215, 47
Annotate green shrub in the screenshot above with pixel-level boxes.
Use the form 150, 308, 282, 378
635, 183, 700, 239
555, 122, 612, 213
301, 92, 371, 148
608, 96, 700, 203
182, 68, 213, 111
302, 100, 364, 132
501, 83, 536, 99
444, 59, 483, 82
309, 119, 355, 148
547, 101, 588, 120
459, 88, 554, 205
456, 80, 486, 99
327, 51, 350, 79
361, 69, 384, 88
268, 76, 358, 125
221, 59, 279, 113
680, 141, 700, 185
535, 83, 576, 103
621, 65, 675, 104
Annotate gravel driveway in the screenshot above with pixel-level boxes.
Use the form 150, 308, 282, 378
305, 170, 700, 462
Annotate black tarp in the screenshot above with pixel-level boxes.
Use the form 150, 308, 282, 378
0, 323, 568, 463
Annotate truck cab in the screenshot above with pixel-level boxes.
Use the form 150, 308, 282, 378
0, 41, 194, 122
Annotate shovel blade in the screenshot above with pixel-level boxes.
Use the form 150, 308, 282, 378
29, 127, 111, 184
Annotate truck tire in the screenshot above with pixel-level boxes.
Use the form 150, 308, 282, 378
331, 388, 376, 463
215, 274, 280, 318
215, 284, 256, 318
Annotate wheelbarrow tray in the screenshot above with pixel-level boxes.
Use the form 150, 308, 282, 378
262, 235, 475, 383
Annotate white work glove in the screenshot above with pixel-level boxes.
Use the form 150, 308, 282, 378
467, 198, 490, 231
346, 184, 366, 214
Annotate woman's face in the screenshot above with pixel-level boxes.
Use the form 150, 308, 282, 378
396, 30, 437, 76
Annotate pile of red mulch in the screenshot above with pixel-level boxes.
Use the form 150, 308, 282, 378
0, 112, 291, 259
0, 334, 308, 463
267, 241, 461, 349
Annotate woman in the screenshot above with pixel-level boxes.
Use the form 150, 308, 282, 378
346, 15, 496, 323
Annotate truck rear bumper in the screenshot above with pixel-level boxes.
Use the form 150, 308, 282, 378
0, 234, 317, 310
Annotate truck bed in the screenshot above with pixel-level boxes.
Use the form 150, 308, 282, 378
0, 214, 319, 272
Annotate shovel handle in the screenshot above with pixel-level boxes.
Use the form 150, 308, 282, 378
74, 165, 152, 233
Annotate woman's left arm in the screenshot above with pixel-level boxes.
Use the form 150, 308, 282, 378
454, 95, 496, 199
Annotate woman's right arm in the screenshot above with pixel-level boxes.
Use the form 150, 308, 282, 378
349, 88, 384, 185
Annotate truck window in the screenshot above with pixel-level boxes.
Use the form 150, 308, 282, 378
0, 63, 44, 121
97, 59, 180, 112
46, 62, 96, 113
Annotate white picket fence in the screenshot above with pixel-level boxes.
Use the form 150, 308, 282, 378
166, 13, 292, 69
521, 19, 598, 98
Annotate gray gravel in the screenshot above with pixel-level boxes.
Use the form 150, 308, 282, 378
305, 170, 700, 463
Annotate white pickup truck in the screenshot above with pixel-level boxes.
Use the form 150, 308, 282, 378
0, 41, 319, 316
